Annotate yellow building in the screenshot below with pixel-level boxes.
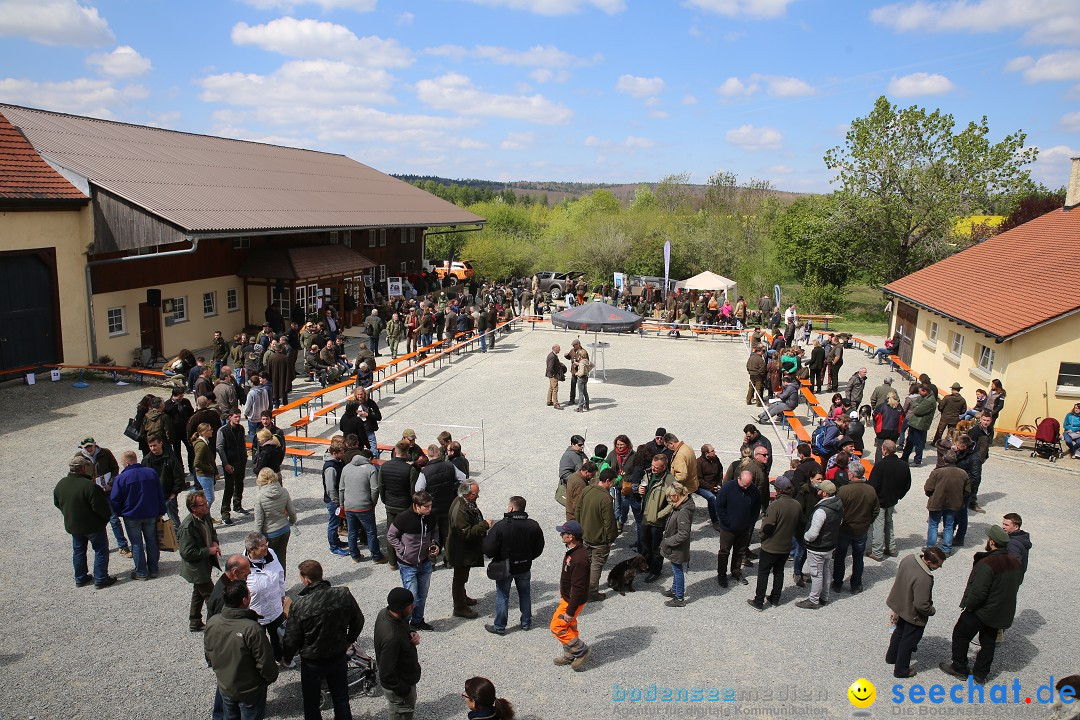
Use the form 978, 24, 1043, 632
884, 162, 1080, 430
0, 111, 94, 371
1, 104, 482, 372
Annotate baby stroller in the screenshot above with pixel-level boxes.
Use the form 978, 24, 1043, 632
321, 638, 381, 710
1031, 417, 1063, 462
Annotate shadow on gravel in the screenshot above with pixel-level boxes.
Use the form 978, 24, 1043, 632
597, 369, 673, 387
0, 652, 24, 666
586, 625, 659, 670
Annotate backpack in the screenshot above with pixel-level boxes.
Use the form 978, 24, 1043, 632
811, 422, 831, 456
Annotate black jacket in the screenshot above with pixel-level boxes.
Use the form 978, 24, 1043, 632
867, 454, 912, 508
791, 457, 822, 494
954, 446, 982, 492
373, 607, 421, 695
379, 457, 414, 511
420, 460, 458, 514
482, 511, 546, 575
283, 581, 364, 662
216, 422, 247, 466
143, 447, 186, 497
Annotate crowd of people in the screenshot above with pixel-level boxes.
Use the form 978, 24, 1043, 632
48, 276, 1056, 719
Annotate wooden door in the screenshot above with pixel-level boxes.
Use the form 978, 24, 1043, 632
895, 302, 918, 366
0, 251, 60, 370
139, 302, 162, 359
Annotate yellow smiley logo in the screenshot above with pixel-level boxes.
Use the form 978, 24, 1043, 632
848, 678, 876, 708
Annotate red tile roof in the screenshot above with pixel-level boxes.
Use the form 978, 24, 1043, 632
0, 109, 87, 204
884, 208, 1080, 340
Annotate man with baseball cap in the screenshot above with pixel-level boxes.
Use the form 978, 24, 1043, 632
54, 455, 116, 588
749, 476, 801, 610
79, 437, 131, 559
940, 525, 1022, 685
551, 520, 591, 671
797, 479, 844, 609
375, 587, 422, 720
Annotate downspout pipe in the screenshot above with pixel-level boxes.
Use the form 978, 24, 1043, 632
83, 237, 200, 364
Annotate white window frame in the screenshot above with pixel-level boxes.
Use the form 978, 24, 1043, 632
975, 343, 994, 373
948, 331, 964, 357
379, 229, 387, 247
379, 264, 387, 282
270, 286, 290, 315
202, 291, 217, 317
233, 237, 250, 250
173, 296, 188, 323
368, 229, 376, 248
410, 228, 417, 243
400, 261, 408, 274
1057, 362, 1080, 397
226, 288, 239, 312
928, 321, 938, 343
106, 306, 126, 336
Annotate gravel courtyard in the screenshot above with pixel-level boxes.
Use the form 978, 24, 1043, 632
2, 323, 1075, 720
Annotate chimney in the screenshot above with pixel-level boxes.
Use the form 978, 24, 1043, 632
1067, 157, 1080, 210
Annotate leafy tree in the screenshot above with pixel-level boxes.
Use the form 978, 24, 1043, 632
771, 194, 857, 312
824, 96, 1037, 282
996, 187, 1066, 234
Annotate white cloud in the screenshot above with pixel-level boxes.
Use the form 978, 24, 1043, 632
0, 0, 113, 46
887, 71, 956, 97
725, 124, 782, 150
86, 46, 151, 78
1031, 143, 1080, 186
199, 60, 396, 107
397, 11, 414, 24
682, 94, 699, 105
457, 0, 626, 15
0, 76, 143, 117
1004, 56, 1034, 72
870, 0, 1080, 46
684, 0, 794, 19
1060, 112, 1080, 132
766, 75, 815, 97
717, 76, 758, 97
239, 0, 377, 11
648, 110, 669, 119
500, 131, 535, 149
616, 74, 665, 98
768, 164, 794, 173
584, 134, 655, 150
426, 43, 599, 73
416, 73, 573, 124
231, 18, 412, 68
1012, 50, 1080, 82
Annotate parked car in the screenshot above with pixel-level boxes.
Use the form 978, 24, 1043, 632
434, 260, 475, 280
537, 271, 584, 300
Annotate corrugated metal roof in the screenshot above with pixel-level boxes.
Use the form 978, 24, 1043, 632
884, 208, 1080, 339
0, 109, 88, 203
238, 245, 376, 280
0, 104, 483, 234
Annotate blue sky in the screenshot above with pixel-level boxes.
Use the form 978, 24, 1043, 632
1, 0, 1078, 192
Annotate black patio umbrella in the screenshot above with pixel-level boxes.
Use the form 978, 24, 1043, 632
550, 302, 643, 381
550, 301, 643, 333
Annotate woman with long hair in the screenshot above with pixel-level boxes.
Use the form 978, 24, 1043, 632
605, 434, 635, 532
191, 423, 219, 522
253, 468, 296, 572
461, 677, 515, 720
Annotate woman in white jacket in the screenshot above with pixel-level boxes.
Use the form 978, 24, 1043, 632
243, 531, 288, 666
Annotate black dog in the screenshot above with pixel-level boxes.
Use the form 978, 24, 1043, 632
607, 554, 649, 596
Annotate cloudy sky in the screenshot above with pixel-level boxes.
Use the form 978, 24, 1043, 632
1, 0, 1077, 191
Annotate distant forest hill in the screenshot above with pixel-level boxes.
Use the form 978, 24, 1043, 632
393, 174, 810, 208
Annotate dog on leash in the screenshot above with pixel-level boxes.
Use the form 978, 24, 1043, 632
607, 554, 649, 596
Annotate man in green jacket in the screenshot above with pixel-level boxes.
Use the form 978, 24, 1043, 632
179, 490, 221, 631
578, 469, 618, 601
205, 580, 278, 718
54, 455, 116, 589
446, 482, 491, 619
900, 383, 936, 467
640, 455, 675, 583
375, 587, 423, 720
749, 476, 802, 610
886, 546, 945, 678
940, 525, 1022, 685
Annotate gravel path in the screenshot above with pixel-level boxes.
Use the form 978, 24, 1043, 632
1, 325, 1073, 719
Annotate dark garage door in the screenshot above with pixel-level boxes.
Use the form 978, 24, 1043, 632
0, 251, 61, 372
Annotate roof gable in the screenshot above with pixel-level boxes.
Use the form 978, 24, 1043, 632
884, 208, 1080, 339
0, 109, 88, 205
0, 104, 481, 233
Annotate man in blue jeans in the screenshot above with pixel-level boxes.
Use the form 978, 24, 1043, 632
283, 560, 364, 720
338, 451, 388, 565
111, 450, 168, 581
322, 442, 349, 556
831, 464, 879, 594
205, 580, 278, 720
482, 496, 546, 635
387, 491, 440, 632
54, 455, 117, 589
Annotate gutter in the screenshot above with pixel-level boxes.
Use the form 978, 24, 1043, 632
84, 237, 200, 364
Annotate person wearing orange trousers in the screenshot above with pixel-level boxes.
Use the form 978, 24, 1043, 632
551, 520, 591, 671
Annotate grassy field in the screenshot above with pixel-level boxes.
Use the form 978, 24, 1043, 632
779, 282, 890, 338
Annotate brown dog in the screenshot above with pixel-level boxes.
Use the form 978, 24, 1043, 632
607, 554, 649, 596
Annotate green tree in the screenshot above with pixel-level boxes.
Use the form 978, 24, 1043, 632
771, 194, 856, 312
824, 96, 1037, 282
